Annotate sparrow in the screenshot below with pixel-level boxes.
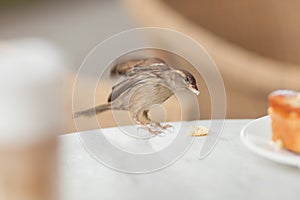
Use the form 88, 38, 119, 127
73, 57, 200, 135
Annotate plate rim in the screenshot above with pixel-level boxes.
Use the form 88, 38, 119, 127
240, 116, 300, 168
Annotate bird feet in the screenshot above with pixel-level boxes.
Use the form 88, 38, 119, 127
138, 123, 174, 136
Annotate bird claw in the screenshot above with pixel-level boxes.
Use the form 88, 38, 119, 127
135, 122, 174, 137
150, 123, 174, 132
137, 125, 165, 136
162, 124, 174, 132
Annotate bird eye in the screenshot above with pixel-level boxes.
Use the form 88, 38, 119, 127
184, 77, 189, 82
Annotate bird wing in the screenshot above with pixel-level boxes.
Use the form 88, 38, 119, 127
108, 72, 161, 103
108, 59, 172, 102
110, 57, 168, 77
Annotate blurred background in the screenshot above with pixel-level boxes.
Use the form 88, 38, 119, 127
0, 0, 134, 74
1, 0, 300, 134
1, 1, 300, 198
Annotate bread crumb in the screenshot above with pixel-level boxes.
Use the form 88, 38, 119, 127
270, 139, 283, 150
191, 125, 208, 137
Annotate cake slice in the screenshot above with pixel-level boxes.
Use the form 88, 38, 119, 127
268, 90, 300, 154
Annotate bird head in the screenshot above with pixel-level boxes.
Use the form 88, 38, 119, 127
173, 69, 200, 95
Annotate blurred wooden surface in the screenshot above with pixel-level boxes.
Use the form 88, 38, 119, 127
163, 0, 300, 65
0, 138, 57, 200
123, 0, 300, 119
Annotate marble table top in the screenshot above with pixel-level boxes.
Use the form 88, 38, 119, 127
59, 120, 300, 200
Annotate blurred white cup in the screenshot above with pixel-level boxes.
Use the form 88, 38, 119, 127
0, 38, 66, 200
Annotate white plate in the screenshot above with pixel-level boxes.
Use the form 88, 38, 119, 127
241, 116, 300, 168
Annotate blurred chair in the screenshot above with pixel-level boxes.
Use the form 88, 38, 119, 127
123, 0, 300, 118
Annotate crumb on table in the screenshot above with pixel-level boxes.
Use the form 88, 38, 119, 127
270, 139, 283, 150
191, 125, 208, 137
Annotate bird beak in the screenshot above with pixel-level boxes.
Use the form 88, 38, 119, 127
189, 85, 200, 96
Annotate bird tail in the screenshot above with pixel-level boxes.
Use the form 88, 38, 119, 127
73, 103, 111, 118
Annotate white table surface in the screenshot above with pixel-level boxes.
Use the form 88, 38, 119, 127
59, 120, 300, 200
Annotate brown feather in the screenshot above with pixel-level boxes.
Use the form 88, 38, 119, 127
73, 103, 111, 118
110, 57, 165, 77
